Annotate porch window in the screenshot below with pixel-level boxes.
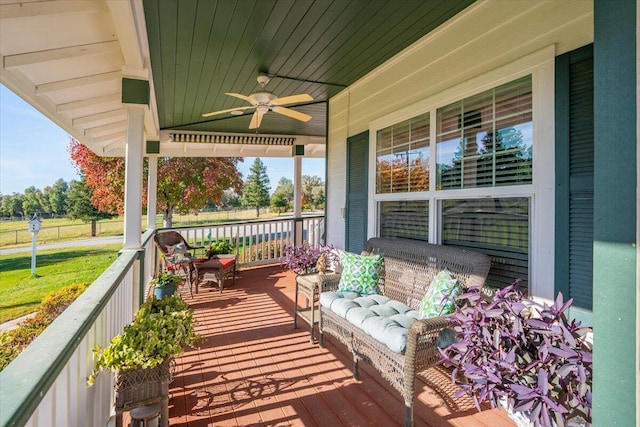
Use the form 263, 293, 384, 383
436, 76, 533, 189
379, 200, 428, 241
376, 113, 430, 193
372, 73, 542, 292
442, 197, 529, 290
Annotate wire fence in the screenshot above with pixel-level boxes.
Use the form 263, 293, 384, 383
0, 208, 306, 247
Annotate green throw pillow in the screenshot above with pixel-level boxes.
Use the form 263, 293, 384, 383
337, 252, 383, 295
418, 270, 462, 319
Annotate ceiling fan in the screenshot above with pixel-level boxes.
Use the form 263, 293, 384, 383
202, 74, 313, 129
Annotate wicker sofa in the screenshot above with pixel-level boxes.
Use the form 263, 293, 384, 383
318, 237, 491, 427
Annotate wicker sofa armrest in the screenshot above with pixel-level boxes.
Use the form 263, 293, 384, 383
317, 273, 341, 293
405, 315, 452, 375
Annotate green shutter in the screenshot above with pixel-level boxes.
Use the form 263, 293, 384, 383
345, 131, 369, 253
555, 45, 594, 318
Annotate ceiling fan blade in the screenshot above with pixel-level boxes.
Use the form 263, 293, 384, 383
271, 106, 312, 122
226, 92, 257, 105
272, 94, 313, 106
202, 105, 254, 118
249, 110, 265, 129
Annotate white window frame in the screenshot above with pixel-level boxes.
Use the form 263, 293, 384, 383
367, 45, 556, 299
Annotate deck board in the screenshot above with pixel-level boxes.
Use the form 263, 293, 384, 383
165, 265, 515, 426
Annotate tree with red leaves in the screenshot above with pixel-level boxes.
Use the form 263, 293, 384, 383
69, 139, 243, 227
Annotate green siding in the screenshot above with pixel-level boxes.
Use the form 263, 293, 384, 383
593, 0, 637, 425
346, 131, 369, 253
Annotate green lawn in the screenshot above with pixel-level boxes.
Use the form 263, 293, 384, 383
0, 244, 121, 323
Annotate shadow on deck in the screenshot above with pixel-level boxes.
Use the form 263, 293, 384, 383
168, 265, 515, 426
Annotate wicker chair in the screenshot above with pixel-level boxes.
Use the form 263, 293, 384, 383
153, 231, 204, 296
318, 237, 491, 427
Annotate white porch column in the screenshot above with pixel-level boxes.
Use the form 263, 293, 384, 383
293, 156, 302, 217
293, 155, 303, 245
146, 155, 158, 230
123, 105, 145, 249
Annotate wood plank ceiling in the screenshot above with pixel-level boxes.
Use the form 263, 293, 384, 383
143, 0, 475, 137
0, 0, 474, 157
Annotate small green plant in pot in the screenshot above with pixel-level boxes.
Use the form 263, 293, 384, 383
150, 272, 182, 299
205, 240, 233, 258
88, 294, 200, 385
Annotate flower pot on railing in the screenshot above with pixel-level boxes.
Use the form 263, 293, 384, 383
153, 284, 177, 299
150, 272, 182, 300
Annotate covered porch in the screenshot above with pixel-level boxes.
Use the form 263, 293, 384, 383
167, 265, 514, 427
0, 0, 637, 426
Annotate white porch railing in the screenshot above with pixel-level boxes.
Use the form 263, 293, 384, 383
0, 230, 155, 427
164, 214, 325, 267
0, 216, 324, 427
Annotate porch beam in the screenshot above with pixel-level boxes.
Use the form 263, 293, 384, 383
3, 40, 119, 69
56, 93, 120, 113
36, 71, 121, 95
0, 0, 107, 19
84, 120, 128, 137
72, 109, 125, 127
92, 131, 126, 145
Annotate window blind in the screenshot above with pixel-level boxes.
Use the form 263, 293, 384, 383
442, 197, 529, 291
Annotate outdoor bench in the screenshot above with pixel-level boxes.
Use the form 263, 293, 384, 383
318, 237, 491, 427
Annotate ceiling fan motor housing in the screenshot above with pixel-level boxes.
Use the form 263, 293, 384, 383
251, 89, 277, 104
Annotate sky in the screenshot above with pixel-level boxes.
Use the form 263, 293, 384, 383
0, 84, 325, 196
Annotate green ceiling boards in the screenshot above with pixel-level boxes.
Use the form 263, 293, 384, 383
143, 0, 475, 137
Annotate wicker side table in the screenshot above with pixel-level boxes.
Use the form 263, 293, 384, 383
294, 272, 340, 343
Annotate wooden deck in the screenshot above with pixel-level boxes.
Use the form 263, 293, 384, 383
167, 265, 515, 426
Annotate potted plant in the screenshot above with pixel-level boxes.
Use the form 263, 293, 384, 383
150, 272, 182, 299
88, 295, 199, 426
438, 283, 592, 427
205, 239, 233, 259
280, 243, 338, 275
88, 294, 200, 385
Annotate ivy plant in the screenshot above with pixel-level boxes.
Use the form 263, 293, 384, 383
88, 295, 200, 385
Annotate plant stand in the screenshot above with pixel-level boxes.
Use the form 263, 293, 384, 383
114, 359, 172, 427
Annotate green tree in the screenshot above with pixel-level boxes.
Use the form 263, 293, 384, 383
43, 179, 69, 217
66, 177, 114, 236
270, 177, 293, 213
220, 189, 242, 209
302, 175, 325, 210
0, 194, 25, 218
241, 158, 271, 216
22, 186, 43, 217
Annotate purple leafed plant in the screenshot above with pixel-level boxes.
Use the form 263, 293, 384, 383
438, 283, 592, 427
280, 243, 338, 275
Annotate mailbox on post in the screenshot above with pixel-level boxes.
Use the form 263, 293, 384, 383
28, 214, 41, 276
